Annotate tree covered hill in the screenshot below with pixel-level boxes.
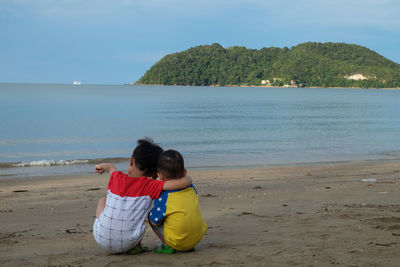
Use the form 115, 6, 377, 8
137, 42, 400, 88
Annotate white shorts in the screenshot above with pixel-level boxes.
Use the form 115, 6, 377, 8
93, 216, 144, 253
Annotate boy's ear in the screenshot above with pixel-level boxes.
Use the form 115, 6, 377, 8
130, 156, 135, 166
183, 168, 187, 177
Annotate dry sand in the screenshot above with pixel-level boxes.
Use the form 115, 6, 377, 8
1, 160, 400, 266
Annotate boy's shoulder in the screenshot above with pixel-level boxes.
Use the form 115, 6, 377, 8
110, 170, 129, 181
108, 171, 166, 199
162, 184, 196, 194
111, 171, 159, 184
163, 184, 197, 193
158, 184, 197, 203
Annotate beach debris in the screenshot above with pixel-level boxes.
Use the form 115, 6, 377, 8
63, 225, 89, 234
5, 233, 16, 238
86, 188, 101, 191
12, 190, 28, 193
378, 192, 388, 194
253, 186, 263, 189
0, 229, 31, 240
0, 209, 12, 213
239, 211, 253, 216
66, 228, 79, 234
392, 233, 400, 237
201, 193, 215, 197
374, 242, 398, 247
306, 172, 312, 176
272, 250, 283, 256
361, 178, 377, 182
282, 204, 288, 207
325, 186, 331, 189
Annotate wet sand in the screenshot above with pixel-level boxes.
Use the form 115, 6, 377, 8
1, 160, 400, 266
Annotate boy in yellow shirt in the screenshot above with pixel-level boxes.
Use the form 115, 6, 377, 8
148, 150, 207, 254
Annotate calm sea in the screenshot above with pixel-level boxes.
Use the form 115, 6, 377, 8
1, 83, 399, 178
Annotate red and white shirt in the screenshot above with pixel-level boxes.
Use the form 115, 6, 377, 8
93, 171, 165, 253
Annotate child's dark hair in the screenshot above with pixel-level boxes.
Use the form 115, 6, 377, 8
132, 137, 163, 177
158, 150, 185, 179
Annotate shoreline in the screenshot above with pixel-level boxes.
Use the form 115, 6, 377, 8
131, 83, 400, 90
1, 157, 400, 180
2, 82, 399, 90
1, 160, 400, 265
1, 157, 399, 182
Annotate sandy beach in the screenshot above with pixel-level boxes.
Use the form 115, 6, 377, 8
1, 160, 400, 266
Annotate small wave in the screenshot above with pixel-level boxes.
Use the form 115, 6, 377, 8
0, 157, 130, 169
12, 159, 90, 167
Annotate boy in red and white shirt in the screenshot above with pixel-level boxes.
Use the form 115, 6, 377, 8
93, 138, 192, 254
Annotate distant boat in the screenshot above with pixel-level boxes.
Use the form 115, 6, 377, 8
73, 81, 81, 85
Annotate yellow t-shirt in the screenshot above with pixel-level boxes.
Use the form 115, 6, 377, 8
149, 185, 207, 251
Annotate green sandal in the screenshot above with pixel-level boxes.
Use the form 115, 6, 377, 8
126, 245, 149, 255
153, 244, 176, 254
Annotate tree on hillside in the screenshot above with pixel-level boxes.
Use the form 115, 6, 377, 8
137, 42, 400, 88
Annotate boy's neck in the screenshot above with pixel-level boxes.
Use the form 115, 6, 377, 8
128, 166, 145, 177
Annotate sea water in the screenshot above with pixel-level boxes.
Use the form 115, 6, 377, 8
1, 83, 400, 177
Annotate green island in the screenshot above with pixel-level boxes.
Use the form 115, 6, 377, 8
137, 42, 400, 88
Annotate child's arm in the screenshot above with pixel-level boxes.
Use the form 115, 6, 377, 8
94, 163, 117, 175
162, 175, 192, 190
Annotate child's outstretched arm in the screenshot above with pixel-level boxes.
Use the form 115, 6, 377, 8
94, 163, 117, 218
94, 163, 117, 175
162, 175, 192, 190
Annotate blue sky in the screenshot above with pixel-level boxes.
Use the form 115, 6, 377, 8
1, 0, 399, 84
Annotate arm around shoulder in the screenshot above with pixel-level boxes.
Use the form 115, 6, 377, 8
162, 175, 192, 190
